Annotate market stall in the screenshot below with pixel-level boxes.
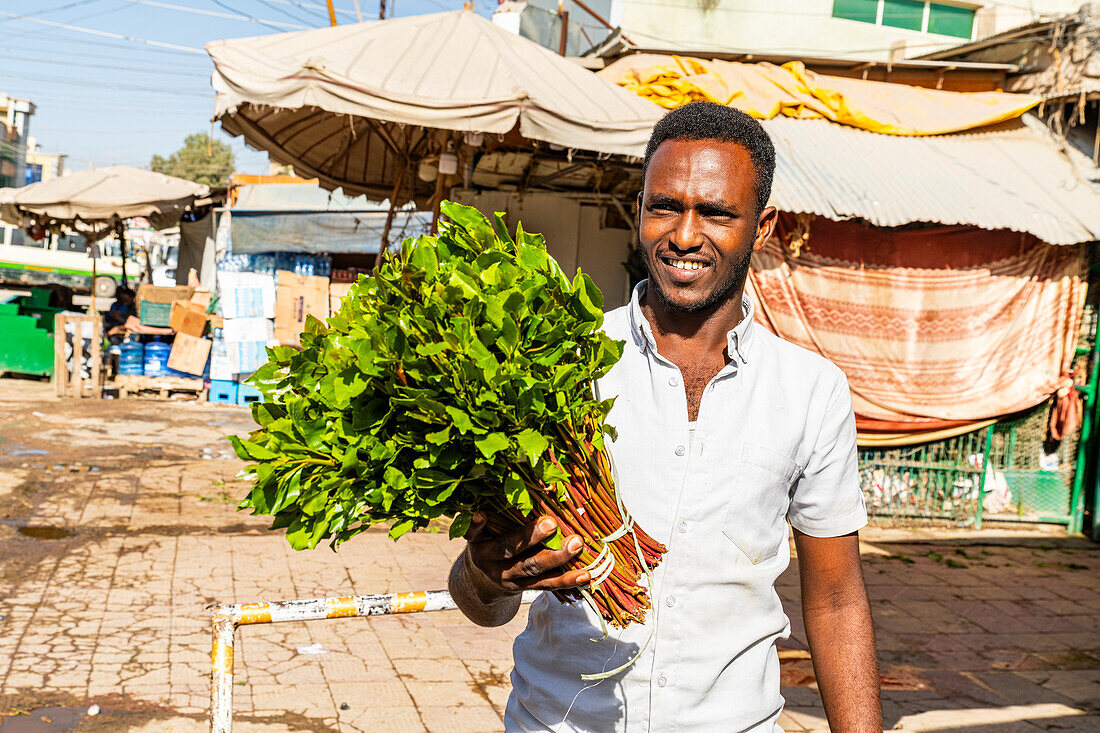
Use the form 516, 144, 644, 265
0, 166, 218, 396
205, 10, 1100, 527
207, 178, 433, 406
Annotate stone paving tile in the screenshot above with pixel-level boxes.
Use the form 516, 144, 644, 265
1, 382, 1100, 731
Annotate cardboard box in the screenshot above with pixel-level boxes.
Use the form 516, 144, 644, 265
136, 284, 195, 313
329, 283, 353, 316
275, 270, 329, 346
190, 289, 212, 311
167, 333, 211, 376
169, 300, 208, 338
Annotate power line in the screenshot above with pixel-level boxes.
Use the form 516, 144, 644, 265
208, 0, 291, 32
0, 70, 211, 96
0, 10, 205, 54
0, 0, 103, 25
261, 0, 360, 20
3, 32, 210, 58
118, 0, 308, 30
0, 53, 209, 77
1, 1, 121, 48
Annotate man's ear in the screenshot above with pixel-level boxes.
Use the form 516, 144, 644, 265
753, 206, 778, 251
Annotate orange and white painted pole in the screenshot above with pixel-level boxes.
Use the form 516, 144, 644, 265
209, 589, 537, 733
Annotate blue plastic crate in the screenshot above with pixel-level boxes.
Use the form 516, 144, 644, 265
209, 380, 238, 404
236, 382, 263, 406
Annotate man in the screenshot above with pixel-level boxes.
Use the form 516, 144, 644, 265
449, 102, 881, 732
106, 286, 136, 331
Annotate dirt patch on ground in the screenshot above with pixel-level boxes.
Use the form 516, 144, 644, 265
0, 688, 330, 732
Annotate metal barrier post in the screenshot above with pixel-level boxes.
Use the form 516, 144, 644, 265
210, 612, 236, 733
209, 589, 538, 732
975, 425, 995, 530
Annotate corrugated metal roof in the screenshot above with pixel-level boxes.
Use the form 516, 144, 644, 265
763, 116, 1100, 245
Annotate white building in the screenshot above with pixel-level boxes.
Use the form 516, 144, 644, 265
497, 0, 1087, 60
0, 95, 34, 189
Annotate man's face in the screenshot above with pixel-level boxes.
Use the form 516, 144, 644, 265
637, 139, 776, 314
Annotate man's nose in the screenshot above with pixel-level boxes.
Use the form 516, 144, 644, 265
670, 211, 703, 251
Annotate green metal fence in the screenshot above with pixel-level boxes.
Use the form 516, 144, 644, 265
858, 409, 1078, 528
859, 300, 1097, 531
859, 428, 990, 524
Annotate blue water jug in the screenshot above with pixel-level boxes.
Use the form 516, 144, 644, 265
118, 338, 144, 376
143, 339, 171, 378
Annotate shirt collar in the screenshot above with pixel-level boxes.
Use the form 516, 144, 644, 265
627, 280, 756, 365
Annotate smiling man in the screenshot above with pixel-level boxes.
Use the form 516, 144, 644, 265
449, 102, 881, 732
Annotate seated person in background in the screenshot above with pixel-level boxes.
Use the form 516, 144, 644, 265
105, 287, 135, 331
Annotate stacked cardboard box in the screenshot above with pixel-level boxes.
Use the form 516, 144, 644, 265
219, 271, 277, 375
275, 270, 329, 346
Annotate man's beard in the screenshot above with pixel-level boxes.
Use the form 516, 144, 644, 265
641, 243, 753, 315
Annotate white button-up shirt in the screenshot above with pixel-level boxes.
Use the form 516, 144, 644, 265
506, 282, 867, 733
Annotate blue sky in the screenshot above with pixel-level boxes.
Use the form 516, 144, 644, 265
1, 1, 494, 175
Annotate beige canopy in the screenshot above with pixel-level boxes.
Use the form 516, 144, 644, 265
0, 165, 210, 235
207, 10, 662, 203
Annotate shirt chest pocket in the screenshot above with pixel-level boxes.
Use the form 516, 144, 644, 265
722, 442, 801, 565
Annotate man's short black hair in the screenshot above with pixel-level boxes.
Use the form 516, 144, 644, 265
643, 102, 776, 215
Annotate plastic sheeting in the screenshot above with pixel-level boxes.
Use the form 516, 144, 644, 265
600, 55, 1040, 135
230, 210, 431, 254
229, 183, 432, 254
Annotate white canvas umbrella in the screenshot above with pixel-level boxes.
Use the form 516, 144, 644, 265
207, 10, 662, 205
0, 166, 210, 287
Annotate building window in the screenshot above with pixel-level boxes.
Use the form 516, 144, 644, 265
927, 2, 974, 38
833, 0, 879, 25
882, 0, 924, 31
24, 163, 42, 186
832, 0, 975, 39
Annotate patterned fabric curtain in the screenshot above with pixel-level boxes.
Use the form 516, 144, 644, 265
747, 215, 1087, 445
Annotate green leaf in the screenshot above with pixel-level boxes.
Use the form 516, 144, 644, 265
409, 240, 438, 277
448, 512, 472, 539
229, 434, 277, 461
389, 518, 415, 540
515, 429, 549, 465
445, 406, 473, 433
474, 433, 509, 459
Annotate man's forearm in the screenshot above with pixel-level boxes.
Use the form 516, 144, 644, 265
448, 549, 522, 628
803, 592, 881, 732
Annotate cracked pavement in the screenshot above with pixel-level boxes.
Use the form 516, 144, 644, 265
0, 378, 1098, 732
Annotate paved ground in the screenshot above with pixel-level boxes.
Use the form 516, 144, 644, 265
0, 378, 1098, 732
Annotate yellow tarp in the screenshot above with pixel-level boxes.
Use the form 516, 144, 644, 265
598, 54, 1040, 136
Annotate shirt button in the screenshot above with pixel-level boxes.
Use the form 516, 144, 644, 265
674, 445, 686, 457
665, 595, 676, 608
668, 376, 679, 387
656, 675, 667, 688
678, 521, 688, 534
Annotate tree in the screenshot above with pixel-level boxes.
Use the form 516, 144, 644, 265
150, 133, 235, 187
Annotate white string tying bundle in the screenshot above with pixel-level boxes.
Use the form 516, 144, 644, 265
574, 438, 657, 682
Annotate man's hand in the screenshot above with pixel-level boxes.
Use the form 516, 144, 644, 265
448, 511, 590, 627
464, 511, 591, 602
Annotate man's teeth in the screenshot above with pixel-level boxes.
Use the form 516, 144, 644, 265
668, 259, 704, 270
